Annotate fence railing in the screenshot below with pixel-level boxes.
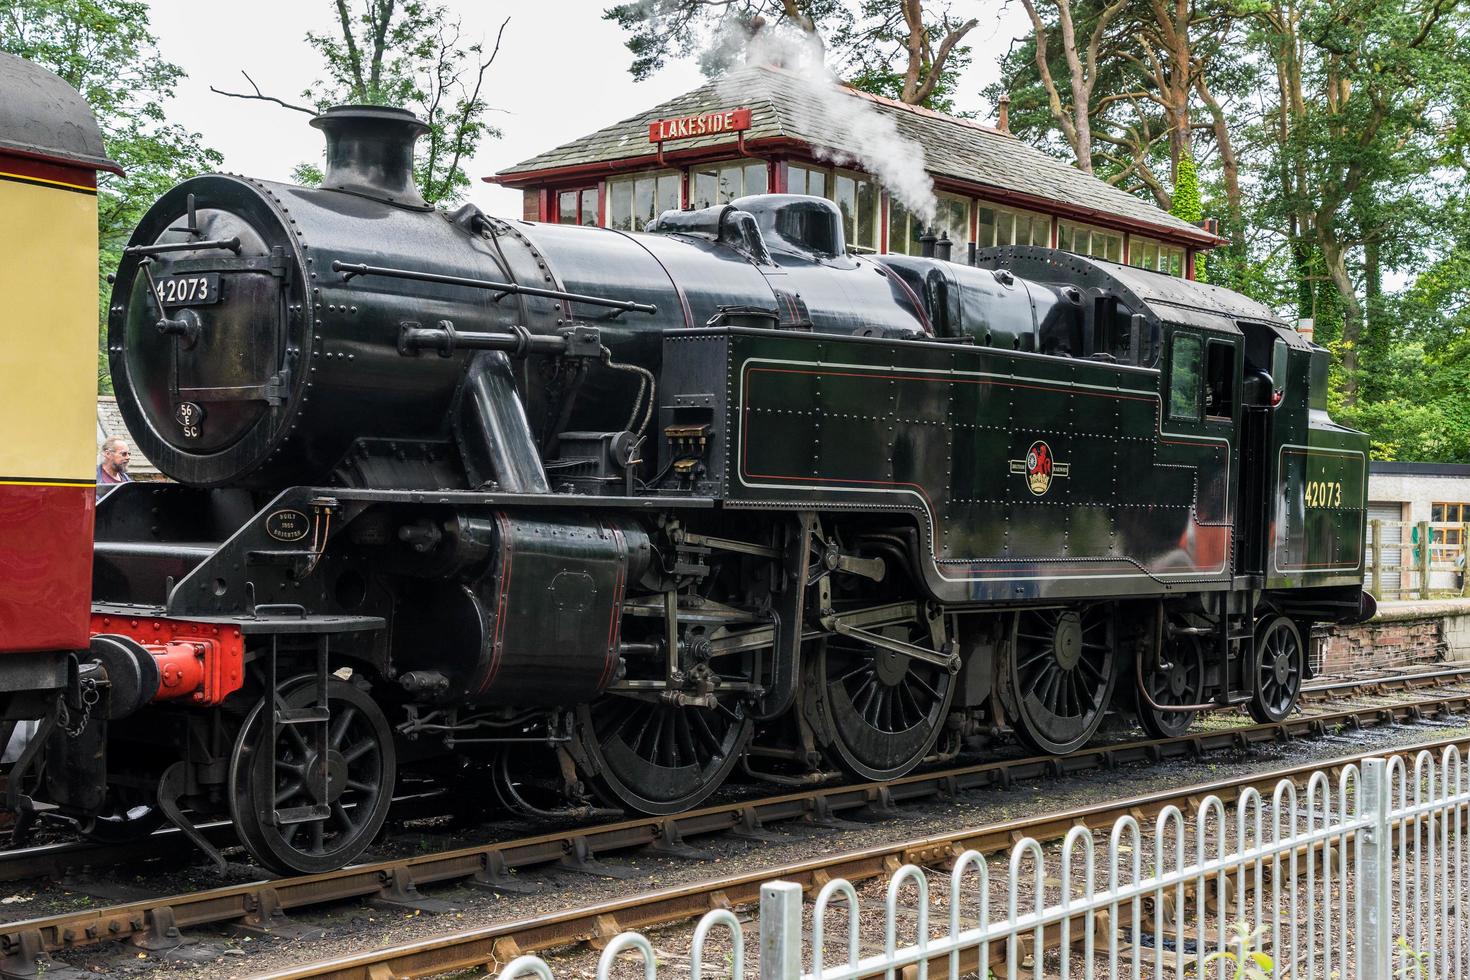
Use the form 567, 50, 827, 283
497, 748, 1469, 980
1367, 519, 1468, 600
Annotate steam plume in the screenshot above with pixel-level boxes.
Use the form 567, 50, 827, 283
719, 25, 937, 225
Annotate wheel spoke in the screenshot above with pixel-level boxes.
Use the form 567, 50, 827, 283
274, 780, 304, 807
341, 739, 377, 766
329, 707, 357, 749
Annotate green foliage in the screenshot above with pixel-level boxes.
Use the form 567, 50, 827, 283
1204, 921, 1275, 980
295, 0, 505, 204
1170, 153, 1205, 282
0, 0, 222, 392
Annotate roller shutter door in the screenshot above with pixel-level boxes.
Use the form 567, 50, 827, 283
1365, 502, 1404, 596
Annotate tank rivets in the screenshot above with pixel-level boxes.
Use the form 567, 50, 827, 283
350, 306, 357, 314
347, 354, 354, 360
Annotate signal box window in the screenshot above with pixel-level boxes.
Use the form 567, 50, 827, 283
1204, 340, 1237, 419
690, 160, 767, 208
785, 165, 880, 251
888, 191, 969, 256
557, 187, 598, 226
976, 205, 1050, 249
607, 171, 680, 231
1169, 334, 1202, 420
1129, 236, 1187, 277
1059, 220, 1124, 263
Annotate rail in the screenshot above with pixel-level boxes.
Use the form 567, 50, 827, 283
253, 736, 1470, 980
2, 680, 1469, 976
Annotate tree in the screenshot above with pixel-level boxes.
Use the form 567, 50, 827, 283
215, 1, 507, 205
1013, 0, 1129, 176
1249, 0, 1469, 406
1, 0, 222, 391
836, 1, 978, 112
602, 0, 976, 110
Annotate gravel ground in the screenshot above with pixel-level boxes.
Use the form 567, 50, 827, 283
7, 691, 1463, 979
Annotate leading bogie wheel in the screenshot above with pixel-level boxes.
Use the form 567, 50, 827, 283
228, 676, 396, 875
1248, 615, 1304, 724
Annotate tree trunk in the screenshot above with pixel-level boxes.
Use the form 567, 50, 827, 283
1195, 74, 1242, 235
1318, 234, 1364, 406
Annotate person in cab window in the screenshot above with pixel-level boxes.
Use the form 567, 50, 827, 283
97, 435, 133, 486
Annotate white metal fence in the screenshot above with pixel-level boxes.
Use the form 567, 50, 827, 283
497, 748, 1469, 980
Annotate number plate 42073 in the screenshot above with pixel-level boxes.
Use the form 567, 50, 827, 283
157, 272, 221, 307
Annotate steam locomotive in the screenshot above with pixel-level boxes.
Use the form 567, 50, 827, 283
4, 96, 1372, 875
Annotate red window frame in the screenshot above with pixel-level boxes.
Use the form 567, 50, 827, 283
555, 186, 601, 226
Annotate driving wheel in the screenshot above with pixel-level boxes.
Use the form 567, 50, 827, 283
807, 630, 955, 781
576, 696, 751, 815
1003, 605, 1118, 755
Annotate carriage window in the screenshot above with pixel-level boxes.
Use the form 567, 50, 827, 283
1205, 340, 1237, 419
1169, 334, 1202, 419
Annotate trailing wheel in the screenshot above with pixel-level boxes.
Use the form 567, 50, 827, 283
576, 697, 751, 815
1136, 635, 1206, 739
1002, 605, 1118, 755
228, 677, 395, 875
806, 631, 956, 781
1248, 616, 1304, 724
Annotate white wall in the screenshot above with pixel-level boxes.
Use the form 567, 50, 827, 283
1368, 472, 1470, 592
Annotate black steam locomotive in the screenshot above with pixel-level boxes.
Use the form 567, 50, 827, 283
30, 106, 1372, 873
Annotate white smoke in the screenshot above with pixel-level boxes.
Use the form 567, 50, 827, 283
719, 25, 938, 225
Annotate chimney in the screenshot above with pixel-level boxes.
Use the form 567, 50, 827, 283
311, 105, 430, 209
919, 227, 937, 258
997, 94, 1011, 134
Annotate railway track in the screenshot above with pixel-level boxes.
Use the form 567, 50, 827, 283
254, 730, 1470, 980
0, 674, 1467, 977
2, 664, 1463, 886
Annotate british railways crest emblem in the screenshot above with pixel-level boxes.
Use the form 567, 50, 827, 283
1009, 440, 1071, 496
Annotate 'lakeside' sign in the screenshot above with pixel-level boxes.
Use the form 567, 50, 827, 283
648, 108, 753, 144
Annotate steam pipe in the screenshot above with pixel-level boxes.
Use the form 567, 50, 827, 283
333, 261, 658, 315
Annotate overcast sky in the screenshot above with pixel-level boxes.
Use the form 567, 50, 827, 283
144, 0, 1031, 220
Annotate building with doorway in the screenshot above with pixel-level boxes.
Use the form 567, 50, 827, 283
1366, 461, 1470, 596
489, 64, 1222, 276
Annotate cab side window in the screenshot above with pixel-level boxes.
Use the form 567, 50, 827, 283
1168, 333, 1202, 420
1204, 340, 1237, 419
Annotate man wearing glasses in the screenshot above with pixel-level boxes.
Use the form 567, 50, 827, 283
97, 435, 132, 486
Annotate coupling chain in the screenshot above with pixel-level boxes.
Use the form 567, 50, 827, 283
59, 676, 100, 737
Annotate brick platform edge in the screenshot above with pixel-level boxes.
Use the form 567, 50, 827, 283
1312, 598, 1470, 675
